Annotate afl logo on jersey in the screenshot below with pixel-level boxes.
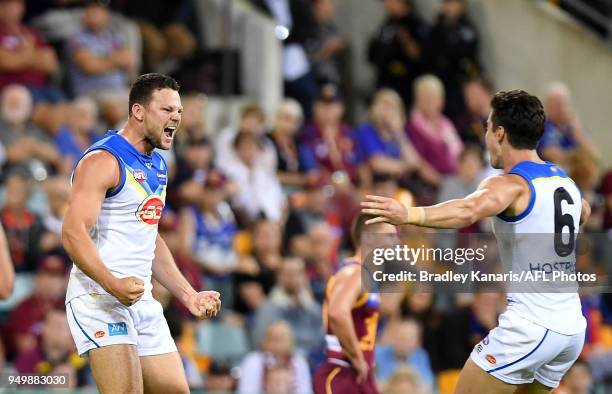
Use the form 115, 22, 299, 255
133, 169, 147, 183
135, 195, 164, 225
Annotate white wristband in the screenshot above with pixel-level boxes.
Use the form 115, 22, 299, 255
417, 207, 426, 226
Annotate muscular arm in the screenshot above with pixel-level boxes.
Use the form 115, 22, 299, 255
61, 151, 143, 305
362, 175, 525, 229
153, 232, 221, 317
327, 266, 365, 364
0, 224, 15, 300
151, 234, 196, 304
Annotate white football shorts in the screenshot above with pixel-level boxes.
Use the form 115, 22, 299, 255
470, 309, 585, 388
66, 293, 177, 357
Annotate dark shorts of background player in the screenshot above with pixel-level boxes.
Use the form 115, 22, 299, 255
313, 361, 379, 394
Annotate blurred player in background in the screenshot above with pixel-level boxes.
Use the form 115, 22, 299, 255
62, 73, 221, 393
313, 213, 396, 394
0, 223, 14, 299
362, 90, 590, 394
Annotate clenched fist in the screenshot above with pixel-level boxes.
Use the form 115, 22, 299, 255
109, 276, 145, 306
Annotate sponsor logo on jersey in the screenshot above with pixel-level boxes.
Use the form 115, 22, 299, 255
133, 169, 147, 183
476, 344, 483, 354
157, 172, 167, 185
108, 322, 128, 336
95, 330, 105, 338
135, 195, 164, 225
485, 354, 497, 365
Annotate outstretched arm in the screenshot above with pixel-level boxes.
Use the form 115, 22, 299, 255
361, 175, 525, 229
0, 223, 14, 299
152, 234, 221, 318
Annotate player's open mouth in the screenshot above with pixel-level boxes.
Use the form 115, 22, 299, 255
163, 126, 177, 138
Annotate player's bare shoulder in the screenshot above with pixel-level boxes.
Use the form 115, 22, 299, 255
479, 173, 527, 193
72, 150, 121, 193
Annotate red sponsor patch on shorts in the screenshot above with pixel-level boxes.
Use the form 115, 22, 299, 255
95, 330, 105, 338
485, 354, 497, 365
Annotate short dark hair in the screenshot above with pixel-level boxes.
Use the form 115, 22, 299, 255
128, 73, 180, 116
490, 90, 545, 150
351, 213, 377, 249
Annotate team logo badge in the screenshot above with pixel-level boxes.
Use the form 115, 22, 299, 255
135, 195, 164, 225
95, 330, 105, 338
133, 169, 147, 183
485, 354, 497, 365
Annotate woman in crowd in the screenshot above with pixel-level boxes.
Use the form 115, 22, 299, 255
237, 320, 312, 394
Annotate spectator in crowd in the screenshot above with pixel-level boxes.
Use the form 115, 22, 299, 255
233, 219, 282, 318
600, 167, 612, 232
407, 74, 463, 177
253, 257, 323, 356
67, 0, 137, 128
174, 93, 207, 152
437, 291, 504, 372
538, 81, 598, 163
251, 0, 319, 120
300, 84, 364, 187
0, 170, 45, 272
455, 78, 493, 147
376, 318, 434, 390
399, 290, 444, 372
308, 0, 348, 87
0, 222, 14, 300
39, 176, 70, 253
368, 0, 428, 108
238, 320, 312, 394
169, 135, 215, 208
355, 88, 438, 185
54, 97, 100, 173
220, 131, 286, 224
0, 84, 62, 178
557, 359, 593, 394
0, 0, 59, 94
563, 148, 601, 231
4, 254, 68, 358
110, 0, 198, 72
283, 175, 339, 255
303, 221, 339, 303
14, 304, 83, 388
205, 359, 237, 394
424, 0, 481, 119
383, 365, 426, 394
215, 103, 276, 174
436, 145, 485, 231
266, 99, 311, 191
178, 170, 238, 304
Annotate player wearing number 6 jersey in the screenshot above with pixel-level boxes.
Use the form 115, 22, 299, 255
362, 90, 590, 394
313, 214, 397, 394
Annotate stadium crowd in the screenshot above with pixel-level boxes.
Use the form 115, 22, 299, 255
0, 0, 610, 393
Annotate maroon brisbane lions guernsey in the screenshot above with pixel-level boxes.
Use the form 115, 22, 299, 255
322, 260, 381, 367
